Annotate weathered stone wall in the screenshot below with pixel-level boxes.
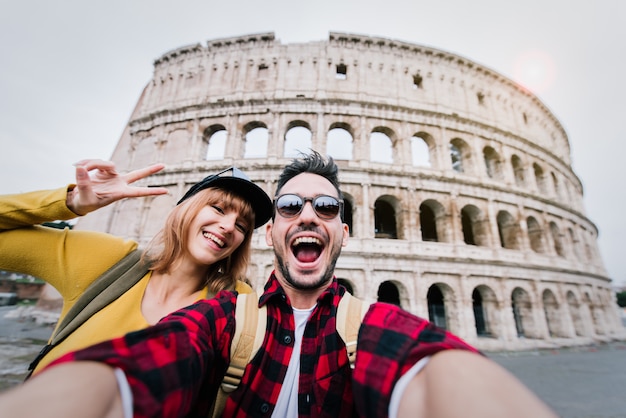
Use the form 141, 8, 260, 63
72, 32, 624, 350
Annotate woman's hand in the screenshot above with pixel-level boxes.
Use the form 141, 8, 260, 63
67, 159, 168, 215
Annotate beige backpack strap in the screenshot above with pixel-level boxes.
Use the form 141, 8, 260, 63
336, 293, 368, 369
211, 292, 266, 418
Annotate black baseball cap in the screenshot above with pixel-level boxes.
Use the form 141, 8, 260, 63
177, 167, 272, 228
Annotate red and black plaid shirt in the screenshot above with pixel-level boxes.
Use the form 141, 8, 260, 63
49, 273, 478, 417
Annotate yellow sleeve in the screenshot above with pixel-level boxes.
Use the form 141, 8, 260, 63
0, 187, 138, 302
0, 186, 78, 230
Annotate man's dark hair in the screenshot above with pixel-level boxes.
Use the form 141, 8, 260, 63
275, 150, 343, 199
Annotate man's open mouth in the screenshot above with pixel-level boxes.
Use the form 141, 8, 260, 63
292, 236, 323, 263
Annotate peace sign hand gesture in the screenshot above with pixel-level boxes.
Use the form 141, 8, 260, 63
67, 159, 168, 216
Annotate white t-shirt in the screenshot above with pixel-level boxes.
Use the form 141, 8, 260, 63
272, 305, 315, 417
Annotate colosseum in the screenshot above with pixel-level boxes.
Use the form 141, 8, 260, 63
75, 32, 624, 350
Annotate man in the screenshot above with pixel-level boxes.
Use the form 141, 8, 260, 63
0, 152, 557, 418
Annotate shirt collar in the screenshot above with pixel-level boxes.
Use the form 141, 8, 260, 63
259, 271, 342, 308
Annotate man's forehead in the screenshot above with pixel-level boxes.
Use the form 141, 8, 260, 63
279, 173, 337, 196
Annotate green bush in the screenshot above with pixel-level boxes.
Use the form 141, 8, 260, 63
617, 291, 626, 308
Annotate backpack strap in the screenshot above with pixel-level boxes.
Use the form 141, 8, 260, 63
211, 292, 266, 418
336, 292, 369, 369
209, 291, 368, 417
26, 248, 148, 377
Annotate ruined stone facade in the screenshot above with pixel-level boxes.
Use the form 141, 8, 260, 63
75, 32, 624, 350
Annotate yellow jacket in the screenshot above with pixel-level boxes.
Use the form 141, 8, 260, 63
0, 187, 251, 372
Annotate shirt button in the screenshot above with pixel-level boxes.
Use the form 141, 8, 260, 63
260, 403, 270, 413
283, 335, 293, 344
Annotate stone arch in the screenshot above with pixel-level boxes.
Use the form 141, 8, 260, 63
337, 278, 355, 295
450, 137, 471, 174
550, 221, 565, 257
243, 121, 269, 158
533, 162, 549, 195
427, 284, 448, 329
483, 146, 503, 181
472, 285, 500, 338
497, 210, 521, 250
419, 199, 448, 243
204, 124, 227, 160
342, 192, 355, 237
326, 122, 354, 160
370, 127, 395, 164
511, 287, 539, 338
542, 288, 566, 337
410, 132, 433, 167
566, 291, 585, 337
590, 296, 607, 336
374, 195, 399, 239
377, 280, 401, 306
460, 204, 490, 246
511, 154, 525, 187
568, 227, 580, 259
527, 216, 546, 253
551, 172, 561, 199
284, 121, 313, 157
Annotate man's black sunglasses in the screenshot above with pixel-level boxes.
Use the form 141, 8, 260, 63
274, 194, 343, 220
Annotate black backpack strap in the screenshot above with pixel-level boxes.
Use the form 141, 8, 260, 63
26, 248, 149, 377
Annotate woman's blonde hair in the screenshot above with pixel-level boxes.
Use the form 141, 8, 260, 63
145, 187, 255, 293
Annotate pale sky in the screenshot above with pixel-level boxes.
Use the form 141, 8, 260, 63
1, 0, 624, 286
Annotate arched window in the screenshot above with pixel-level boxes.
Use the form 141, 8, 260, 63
551, 172, 561, 199
527, 216, 545, 253
497, 210, 520, 249
377, 281, 401, 306
420, 199, 449, 243
483, 146, 502, 180
374, 198, 397, 239
533, 163, 548, 195
511, 287, 536, 338
550, 221, 564, 257
243, 125, 268, 158
284, 125, 312, 158
342, 195, 354, 237
511, 155, 525, 186
411, 134, 431, 167
428, 285, 447, 329
568, 227, 580, 259
450, 138, 470, 173
326, 126, 353, 160
566, 291, 585, 337
205, 127, 227, 160
543, 289, 561, 337
460, 205, 489, 246
370, 131, 393, 163
337, 278, 354, 295
472, 288, 488, 336
419, 203, 438, 242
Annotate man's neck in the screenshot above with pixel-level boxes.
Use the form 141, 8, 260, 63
285, 288, 324, 309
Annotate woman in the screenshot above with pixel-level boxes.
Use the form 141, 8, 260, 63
0, 159, 273, 374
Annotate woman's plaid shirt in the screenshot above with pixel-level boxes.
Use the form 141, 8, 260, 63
48, 273, 478, 417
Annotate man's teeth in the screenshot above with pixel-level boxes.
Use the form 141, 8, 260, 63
203, 231, 225, 247
293, 237, 322, 246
